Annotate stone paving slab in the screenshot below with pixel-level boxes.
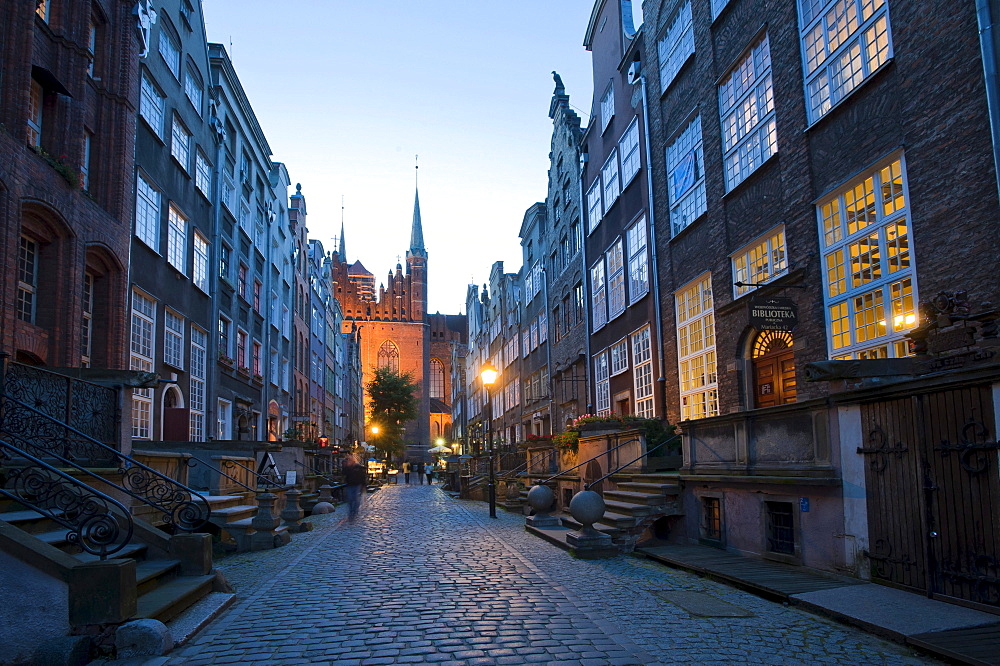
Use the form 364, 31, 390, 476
158, 484, 938, 665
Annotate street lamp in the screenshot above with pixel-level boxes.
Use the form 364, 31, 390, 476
481, 361, 499, 519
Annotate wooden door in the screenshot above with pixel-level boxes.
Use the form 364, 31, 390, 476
752, 330, 796, 408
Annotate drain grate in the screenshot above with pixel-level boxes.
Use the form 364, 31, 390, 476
652, 589, 754, 618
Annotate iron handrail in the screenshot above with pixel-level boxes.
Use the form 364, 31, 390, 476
223, 458, 288, 489
293, 459, 341, 486
0, 394, 211, 531
505, 448, 557, 478
0, 439, 134, 559
584, 433, 681, 490
539, 437, 641, 485
185, 456, 259, 494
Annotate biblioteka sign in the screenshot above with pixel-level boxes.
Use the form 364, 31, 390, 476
749, 296, 798, 331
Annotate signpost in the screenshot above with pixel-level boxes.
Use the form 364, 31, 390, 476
748, 296, 798, 331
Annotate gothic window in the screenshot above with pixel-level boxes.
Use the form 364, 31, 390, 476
377, 340, 400, 373
430, 358, 445, 399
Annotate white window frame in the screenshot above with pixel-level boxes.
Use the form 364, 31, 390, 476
610, 338, 629, 376
189, 327, 206, 442
602, 150, 621, 210
607, 239, 626, 320
594, 351, 611, 415
732, 225, 788, 298
626, 219, 649, 304
184, 68, 203, 113
217, 399, 232, 440
167, 204, 187, 273
163, 309, 184, 369
130, 291, 156, 440
590, 259, 607, 331
600, 82, 615, 132
158, 29, 180, 79
139, 72, 164, 137
195, 150, 211, 195
192, 231, 209, 292
171, 115, 191, 169
676, 274, 718, 421
587, 179, 603, 233
666, 115, 707, 235
719, 34, 777, 192
798, 0, 893, 124
17, 236, 38, 324
81, 132, 92, 190
819, 155, 917, 359
632, 326, 654, 418
27, 79, 43, 147
619, 118, 641, 187
712, 0, 732, 20
81, 272, 94, 366
657, 1, 694, 92
135, 173, 160, 251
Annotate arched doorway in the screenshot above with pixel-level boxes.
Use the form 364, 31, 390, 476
161, 385, 188, 441
751, 330, 796, 408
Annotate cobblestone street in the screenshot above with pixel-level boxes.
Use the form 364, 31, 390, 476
168, 484, 935, 665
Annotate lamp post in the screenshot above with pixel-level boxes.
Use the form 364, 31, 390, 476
480, 361, 499, 519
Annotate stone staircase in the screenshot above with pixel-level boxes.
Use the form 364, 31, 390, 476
534, 472, 683, 554
201, 491, 295, 552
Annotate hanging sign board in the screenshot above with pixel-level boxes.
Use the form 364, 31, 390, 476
749, 296, 798, 331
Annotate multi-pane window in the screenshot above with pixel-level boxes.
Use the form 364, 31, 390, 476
195, 151, 211, 195
192, 232, 209, 291
666, 116, 707, 235
819, 156, 916, 359
130, 291, 155, 440
81, 272, 94, 366
602, 151, 620, 210
253, 279, 262, 312
799, 0, 892, 124
377, 340, 400, 373
81, 132, 92, 191
164, 310, 184, 368
610, 338, 629, 375
594, 351, 611, 415
430, 358, 445, 399
237, 262, 247, 298
237, 329, 248, 368
600, 82, 615, 132
189, 328, 206, 442
719, 35, 777, 191
626, 220, 649, 303
171, 115, 191, 168
167, 205, 186, 272
252, 340, 262, 376
139, 73, 164, 136
702, 496, 722, 541
135, 173, 160, 250
590, 259, 607, 330
538, 311, 547, 343
27, 80, 43, 147
712, 0, 732, 18
218, 316, 231, 357
658, 1, 694, 92
158, 29, 180, 78
219, 244, 230, 281
184, 68, 202, 112
17, 236, 38, 324
607, 240, 626, 320
732, 227, 788, 297
619, 119, 641, 187
632, 326, 654, 417
676, 274, 718, 421
587, 180, 602, 232
87, 22, 97, 77
35, 0, 48, 21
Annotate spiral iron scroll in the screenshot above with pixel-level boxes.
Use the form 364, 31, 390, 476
2, 449, 133, 558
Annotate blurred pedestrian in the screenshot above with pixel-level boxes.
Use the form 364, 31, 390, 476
342, 454, 366, 522
402, 460, 411, 484
426, 462, 435, 485
417, 461, 426, 484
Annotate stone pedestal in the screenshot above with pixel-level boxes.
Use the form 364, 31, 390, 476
249, 493, 290, 550
318, 485, 334, 503
525, 484, 557, 527
281, 489, 311, 532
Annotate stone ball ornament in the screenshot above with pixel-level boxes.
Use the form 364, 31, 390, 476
311, 501, 335, 514
526, 484, 554, 514
569, 490, 606, 528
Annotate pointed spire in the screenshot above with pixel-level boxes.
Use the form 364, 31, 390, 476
409, 156, 426, 257
339, 196, 346, 261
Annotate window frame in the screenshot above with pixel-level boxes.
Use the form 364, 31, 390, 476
676, 273, 719, 421
135, 172, 160, 251
657, 1, 695, 92
731, 225, 788, 298
139, 72, 164, 137
632, 325, 654, 418
166, 204, 187, 273
163, 309, 185, 369
590, 258, 607, 331
170, 114, 191, 169
619, 118, 641, 188
666, 115, 707, 235
600, 81, 615, 133
601, 150, 621, 210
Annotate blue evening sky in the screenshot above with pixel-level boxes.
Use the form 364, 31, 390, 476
201, 1, 596, 315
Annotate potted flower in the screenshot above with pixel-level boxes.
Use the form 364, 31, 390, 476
552, 430, 579, 453
218, 352, 235, 367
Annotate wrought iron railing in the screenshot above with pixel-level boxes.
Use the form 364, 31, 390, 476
1, 359, 119, 448
223, 458, 287, 489
0, 439, 134, 559
584, 434, 681, 490
186, 456, 260, 495
538, 437, 643, 486
0, 395, 211, 531
496, 451, 524, 476
294, 459, 340, 486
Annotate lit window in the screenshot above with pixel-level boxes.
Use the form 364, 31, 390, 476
619, 118, 641, 187
590, 259, 607, 331
587, 179, 602, 232
27, 80, 43, 147
657, 1, 694, 91
666, 116, 707, 235
611, 338, 629, 376
139, 73, 164, 137
594, 351, 611, 415
602, 150, 620, 209
607, 240, 625, 320
164, 310, 184, 368
819, 156, 917, 358
167, 204, 186, 272
732, 226, 788, 297
171, 115, 190, 168
626, 219, 649, 303
192, 232, 209, 291
799, 0, 893, 123
36, 0, 48, 21
195, 151, 211, 195
135, 173, 160, 250
676, 274, 718, 421
430, 358, 445, 399
377, 340, 400, 373
718, 34, 777, 191
600, 82, 615, 132
17, 236, 38, 324
632, 326, 654, 418
158, 29, 180, 78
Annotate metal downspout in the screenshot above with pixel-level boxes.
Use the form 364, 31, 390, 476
640, 75, 669, 419
542, 264, 554, 433
976, 0, 1000, 201
207, 120, 225, 439
579, 153, 593, 415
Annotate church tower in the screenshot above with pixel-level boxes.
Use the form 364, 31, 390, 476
406, 185, 428, 322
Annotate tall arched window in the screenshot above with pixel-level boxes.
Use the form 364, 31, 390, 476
430, 358, 445, 399
377, 340, 399, 373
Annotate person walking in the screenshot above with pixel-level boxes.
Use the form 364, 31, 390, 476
416, 461, 426, 484
342, 454, 366, 522
426, 462, 435, 485
402, 460, 411, 484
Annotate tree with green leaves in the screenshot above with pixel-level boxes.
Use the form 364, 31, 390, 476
365, 368, 418, 462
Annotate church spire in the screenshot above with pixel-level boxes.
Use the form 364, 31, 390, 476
409, 157, 426, 257
339, 196, 346, 261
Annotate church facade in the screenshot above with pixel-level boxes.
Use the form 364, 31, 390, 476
328, 187, 466, 462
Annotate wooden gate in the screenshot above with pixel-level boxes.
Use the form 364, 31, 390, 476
859, 385, 1000, 611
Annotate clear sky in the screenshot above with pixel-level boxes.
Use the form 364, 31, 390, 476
200, 1, 595, 315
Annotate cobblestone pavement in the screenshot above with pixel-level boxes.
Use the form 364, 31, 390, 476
167, 484, 936, 665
